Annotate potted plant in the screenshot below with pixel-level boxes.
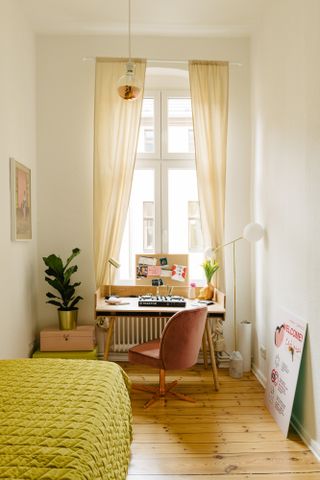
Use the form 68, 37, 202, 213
43, 247, 83, 330
198, 258, 219, 300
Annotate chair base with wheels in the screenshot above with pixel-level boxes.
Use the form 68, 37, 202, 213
128, 307, 208, 408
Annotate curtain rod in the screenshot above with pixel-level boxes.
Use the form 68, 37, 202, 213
82, 57, 242, 66
148, 59, 242, 67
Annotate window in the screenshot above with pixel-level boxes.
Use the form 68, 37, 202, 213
119, 90, 204, 284
163, 93, 195, 159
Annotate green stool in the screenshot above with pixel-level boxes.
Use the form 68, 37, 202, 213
32, 348, 97, 360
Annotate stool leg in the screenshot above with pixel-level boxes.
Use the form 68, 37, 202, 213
104, 316, 115, 360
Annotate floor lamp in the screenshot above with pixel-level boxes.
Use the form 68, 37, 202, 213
213, 222, 264, 350
107, 257, 121, 298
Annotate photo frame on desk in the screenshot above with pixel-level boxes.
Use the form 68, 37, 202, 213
135, 253, 189, 286
10, 158, 32, 241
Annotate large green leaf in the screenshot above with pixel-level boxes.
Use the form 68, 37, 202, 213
64, 248, 80, 272
61, 286, 76, 305
64, 265, 78, 283
69, 295, 83, 308
46, 292, 60, 299
46, 299, 63, 308
45, 277, 65, 298
43, 254, 64, 277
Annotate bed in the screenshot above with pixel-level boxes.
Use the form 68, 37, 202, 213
0, 359, 132, 479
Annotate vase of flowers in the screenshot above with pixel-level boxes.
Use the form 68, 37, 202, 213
198, 258, 219, 300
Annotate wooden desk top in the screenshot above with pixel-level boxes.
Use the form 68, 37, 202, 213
96, 296, 225, 316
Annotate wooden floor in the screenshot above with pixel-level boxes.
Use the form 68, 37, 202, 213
121, 363, 320, 479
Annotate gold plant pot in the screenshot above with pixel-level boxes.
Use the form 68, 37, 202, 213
198, 283, 215, 300
58, 309, 78, 330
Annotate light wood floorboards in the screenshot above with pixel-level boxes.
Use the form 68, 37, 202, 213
121, 363, 320, 479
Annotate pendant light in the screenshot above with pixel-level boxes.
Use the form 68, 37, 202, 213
117, 0, 142, 101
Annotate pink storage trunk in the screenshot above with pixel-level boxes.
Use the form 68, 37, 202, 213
40, 325, 96, 352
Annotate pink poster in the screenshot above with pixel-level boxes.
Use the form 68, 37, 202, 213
147, 265, 162, 277
264, 308, 307, 436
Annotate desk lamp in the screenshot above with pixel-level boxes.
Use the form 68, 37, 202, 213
208, 222, 264, 350
107, 257, 121, 298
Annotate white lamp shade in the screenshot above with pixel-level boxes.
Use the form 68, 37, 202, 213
243, 222, 264, 242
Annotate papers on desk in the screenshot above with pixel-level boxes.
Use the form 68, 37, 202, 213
105, 297, 130, 306
191, 300, 215, 306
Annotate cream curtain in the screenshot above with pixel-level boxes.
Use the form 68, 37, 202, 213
188, 61, 229, 289
94, 58, 146, 288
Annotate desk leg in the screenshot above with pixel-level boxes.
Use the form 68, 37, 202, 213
205, 320, 219, 391
202, 335, 208, 369
104, 316, 115, 361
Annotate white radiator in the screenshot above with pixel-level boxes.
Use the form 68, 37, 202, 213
111, 316, 169, 352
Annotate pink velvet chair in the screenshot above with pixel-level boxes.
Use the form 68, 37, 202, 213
128, 306, 208, 408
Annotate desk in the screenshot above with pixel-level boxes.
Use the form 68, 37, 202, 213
96, 292, 226, 391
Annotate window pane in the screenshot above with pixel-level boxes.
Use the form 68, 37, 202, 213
188, 201, 202, 251
143, 201, 155, 251
119, 169, 155, 281
137, 98, 155, 153
188, 201, 200, 218
168, 169, 203, 281
167, 98, 194, 154
168, 98, 192, 118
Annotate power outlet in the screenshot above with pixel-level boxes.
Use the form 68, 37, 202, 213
260, 345, 267, 360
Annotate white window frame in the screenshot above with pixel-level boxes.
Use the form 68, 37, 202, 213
161, 90, 195, 160
136, 91, 161, 160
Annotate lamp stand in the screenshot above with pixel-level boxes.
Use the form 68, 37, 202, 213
232, 240, 237, 351
214, 237, 241, 351
212, 223, 264, 354
108, 263, 112, 298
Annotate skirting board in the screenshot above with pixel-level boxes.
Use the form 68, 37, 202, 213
291, 414, 320, 461
252, 362, 320, 462
251, 361, 267, 388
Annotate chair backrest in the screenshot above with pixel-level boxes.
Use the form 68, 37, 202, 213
159, 306, 208, 370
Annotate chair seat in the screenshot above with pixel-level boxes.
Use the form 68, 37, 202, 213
128, 339, 161, 369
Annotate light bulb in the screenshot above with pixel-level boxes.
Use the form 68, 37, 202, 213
117, 62, 142, 101
243, 222, 264, 242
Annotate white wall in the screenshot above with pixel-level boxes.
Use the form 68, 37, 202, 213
0, 0, 38, 358
36, 35, 252, 351
251, 0, 320, 456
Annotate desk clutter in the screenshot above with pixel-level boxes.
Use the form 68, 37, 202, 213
39, 325, 96, 352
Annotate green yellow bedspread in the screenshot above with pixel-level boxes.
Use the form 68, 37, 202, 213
0, 359, 132, 479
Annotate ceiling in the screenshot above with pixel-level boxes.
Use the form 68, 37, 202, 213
17, 0, 265, 36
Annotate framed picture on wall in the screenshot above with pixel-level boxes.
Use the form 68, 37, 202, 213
10, 158, 32, 241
